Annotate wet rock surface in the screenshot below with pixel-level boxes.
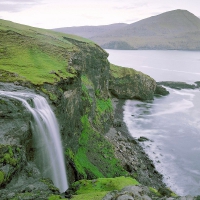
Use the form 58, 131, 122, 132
106, 98, 165, 189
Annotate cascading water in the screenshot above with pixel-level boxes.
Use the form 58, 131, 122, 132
0, 90, 68, 193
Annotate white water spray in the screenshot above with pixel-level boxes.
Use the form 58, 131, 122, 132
0, 91, 68, 193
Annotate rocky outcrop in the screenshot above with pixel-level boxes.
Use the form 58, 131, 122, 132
103, 185, 200, 200
157, 81, 197, 90
109, 64, 164, 100
154, 85, 170, 96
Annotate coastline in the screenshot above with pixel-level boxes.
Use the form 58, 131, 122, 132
106, 98, 166, 189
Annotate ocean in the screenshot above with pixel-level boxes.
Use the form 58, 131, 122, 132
106, 49, 200, 196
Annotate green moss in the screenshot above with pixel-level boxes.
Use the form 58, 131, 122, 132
81, 84, 93, 105
81, 75, 94, 86
69, 74, 126, 179
3, 152, 17, 166
8, 146, 14, 157
10, 192, 33, 200
71, 177, 139, 200
71, 192, 107, 200
4, 153, 11, 162
75, 177, 138, 194
149, 187, 161, 196
96, 99, 113, 114
67, 115, 127, 179
48, 195, 67, 200
95, 89, 101, 97
149, 187, 177, 198
40, 87, 58, 101
40, 178, 59, 192
74, 115, 104, 178
0, 171, 4, 185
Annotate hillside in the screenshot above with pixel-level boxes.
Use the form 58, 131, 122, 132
0, 19, 95, 85
53, 9, 200, 50
0, 18, 169, 199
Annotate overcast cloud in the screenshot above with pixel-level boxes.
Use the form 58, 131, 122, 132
0, 0, 199, 28
0, 0, 42, 12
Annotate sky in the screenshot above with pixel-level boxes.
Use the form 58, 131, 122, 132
0, 0, 200, 29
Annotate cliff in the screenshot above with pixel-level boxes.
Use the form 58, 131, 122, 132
0, 19, 170, 199
109, 64, 156, 100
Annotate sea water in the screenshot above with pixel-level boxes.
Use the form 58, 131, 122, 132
106, 49, 200, 196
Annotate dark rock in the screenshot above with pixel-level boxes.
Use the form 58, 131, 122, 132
157, 81, 197, 90
154, 85, 169, 96
195, 81, 200, 88
113, 119, 122, 127
158, 187, 172, 197
103, 185, 153, 200
138, 136, 149, 142
109, 64, 157, 100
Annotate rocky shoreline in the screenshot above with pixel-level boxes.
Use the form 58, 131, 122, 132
106, 98, 165, 189
104, 98, 200, 200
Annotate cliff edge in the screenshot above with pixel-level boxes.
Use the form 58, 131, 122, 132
0, 19, 171, 200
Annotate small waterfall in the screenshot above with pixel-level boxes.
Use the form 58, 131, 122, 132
0, 91, 68, 193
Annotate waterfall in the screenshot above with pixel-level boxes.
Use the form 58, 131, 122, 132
0, 91, 68, 193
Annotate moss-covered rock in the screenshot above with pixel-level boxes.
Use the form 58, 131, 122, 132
154, 85, 169, 96
109, 64, 157, 100
0, 144, 25, 186
65, 72, 127, 181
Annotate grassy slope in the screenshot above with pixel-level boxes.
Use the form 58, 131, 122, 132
0, 19, 94, 85
71, 177, 139, 200
110, 63, 144, 78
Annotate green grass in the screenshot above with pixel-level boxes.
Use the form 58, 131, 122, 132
66, 115, 127, 179
96, 99, 113, 114
0, 171, 4, 185
67, 115, 104, 178
81, 84, 93, 105
81, 75, 94, 86
71, 192, 107, 200
110, 63, 143, 79
48, 195, 67, 200
0, 18, 95, 85
71, 176, 139, 200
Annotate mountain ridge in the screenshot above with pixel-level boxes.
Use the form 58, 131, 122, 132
53, 9, 200, 50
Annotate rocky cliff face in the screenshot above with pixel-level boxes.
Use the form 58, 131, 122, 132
0, 19, 170, 199
109, 64, 157, 100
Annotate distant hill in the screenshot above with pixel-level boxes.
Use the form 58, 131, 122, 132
53, 23, 127, 38
53, 10, 200, 50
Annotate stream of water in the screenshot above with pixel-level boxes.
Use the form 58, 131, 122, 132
0, 91, 68, 193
